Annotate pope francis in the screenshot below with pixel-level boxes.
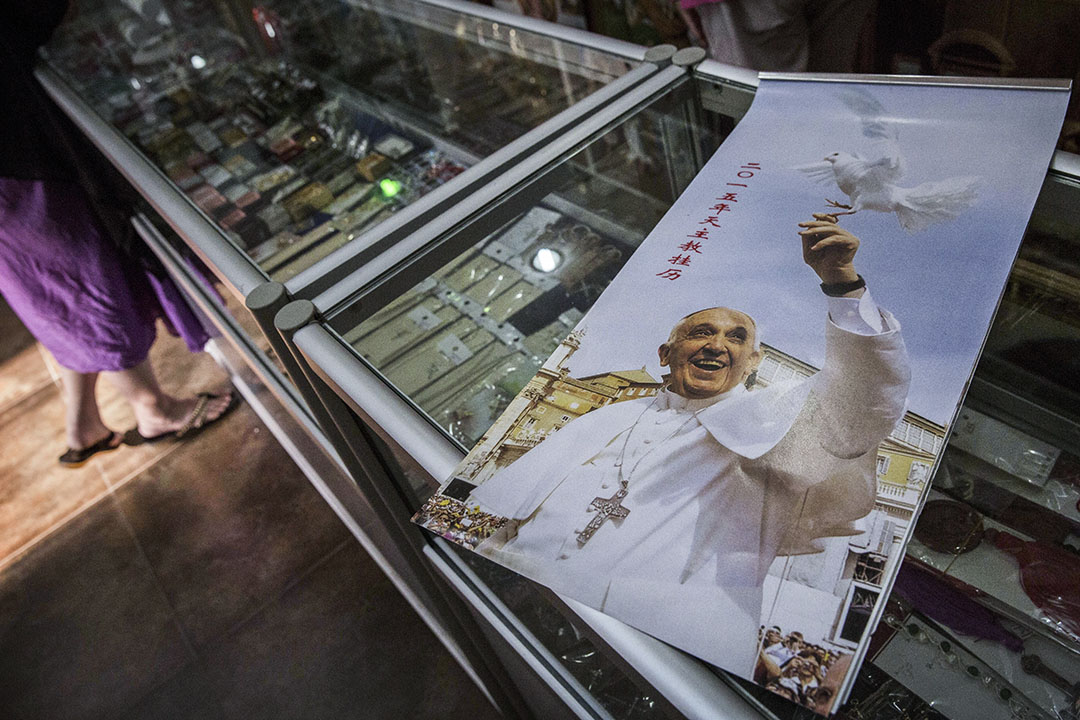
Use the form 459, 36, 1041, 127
466, 214, 910, 674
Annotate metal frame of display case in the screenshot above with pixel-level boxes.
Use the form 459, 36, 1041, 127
286, 321, 761, 720
274, 298, 617, 719
119, 217, 547, 720
126, 214, 534, 716
398, 0, 649, 61
695, 58, 760, 88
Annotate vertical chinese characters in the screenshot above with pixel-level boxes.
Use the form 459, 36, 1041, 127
655, 162, 760, 281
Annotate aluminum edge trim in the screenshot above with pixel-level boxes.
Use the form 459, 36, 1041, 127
424, 543, 611, 720
693, 58, 760, 89
760, 72, 1072, 90
285, 62, 660, 295
293, 324, 463, 480
35, 66, 267, 298
411, 0, 648, 61
293, 320, 597, 711
312, 63, 687, 313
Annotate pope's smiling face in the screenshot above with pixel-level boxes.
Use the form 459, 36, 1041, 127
658, 308, 761, 399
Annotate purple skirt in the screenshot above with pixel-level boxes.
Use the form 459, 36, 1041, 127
0, 177, 210, 373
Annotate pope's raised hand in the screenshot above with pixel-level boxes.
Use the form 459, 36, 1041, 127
798, 213, 860, 285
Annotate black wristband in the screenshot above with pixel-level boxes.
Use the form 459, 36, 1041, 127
820, 274, 866, 297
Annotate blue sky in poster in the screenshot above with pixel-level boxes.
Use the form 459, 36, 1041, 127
565, 80, 1067, 426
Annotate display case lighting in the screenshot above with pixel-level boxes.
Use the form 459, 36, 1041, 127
531, 247, 562, 273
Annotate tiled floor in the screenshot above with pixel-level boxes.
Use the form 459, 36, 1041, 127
0, 298, 499, 719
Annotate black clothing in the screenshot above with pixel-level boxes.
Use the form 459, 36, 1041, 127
1, 1, 146, 256
0, 1, 78, 181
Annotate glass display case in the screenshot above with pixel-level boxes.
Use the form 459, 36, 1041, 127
39, 0, 649, 306
870, 159, 1080, 720
35, 0, 663, 523
289, 57, 1080, 720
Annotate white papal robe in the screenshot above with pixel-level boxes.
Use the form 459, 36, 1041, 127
468, 294, 910, 674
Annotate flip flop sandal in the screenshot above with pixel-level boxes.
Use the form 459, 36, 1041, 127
59, 431, 124, 468
126, 391, 239, 445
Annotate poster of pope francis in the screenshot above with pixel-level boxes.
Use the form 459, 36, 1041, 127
413, 74, 1069, 713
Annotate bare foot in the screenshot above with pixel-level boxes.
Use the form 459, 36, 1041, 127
133, 391, 235, 439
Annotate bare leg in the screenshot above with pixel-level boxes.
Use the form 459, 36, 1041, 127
102, 359, 232, 438
57, 367, 115, 450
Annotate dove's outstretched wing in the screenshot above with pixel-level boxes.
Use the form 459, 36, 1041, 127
839, 89, 904, 183
894, 176, 981, 234
793, 161, 835, 185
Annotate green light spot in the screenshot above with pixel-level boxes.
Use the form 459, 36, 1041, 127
379, 179, 402, 197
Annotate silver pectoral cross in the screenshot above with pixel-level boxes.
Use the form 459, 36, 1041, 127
576, 488, 630, 546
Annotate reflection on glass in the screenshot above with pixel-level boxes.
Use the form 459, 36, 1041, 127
43, 0, 634, 282
979, 174, 1080, 435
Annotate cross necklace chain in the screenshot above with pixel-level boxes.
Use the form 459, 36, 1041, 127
575, 400, 704, 546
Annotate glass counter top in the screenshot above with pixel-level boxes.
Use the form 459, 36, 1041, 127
42, 0, 637, 286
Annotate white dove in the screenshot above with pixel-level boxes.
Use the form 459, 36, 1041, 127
796, 89, 981, 234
